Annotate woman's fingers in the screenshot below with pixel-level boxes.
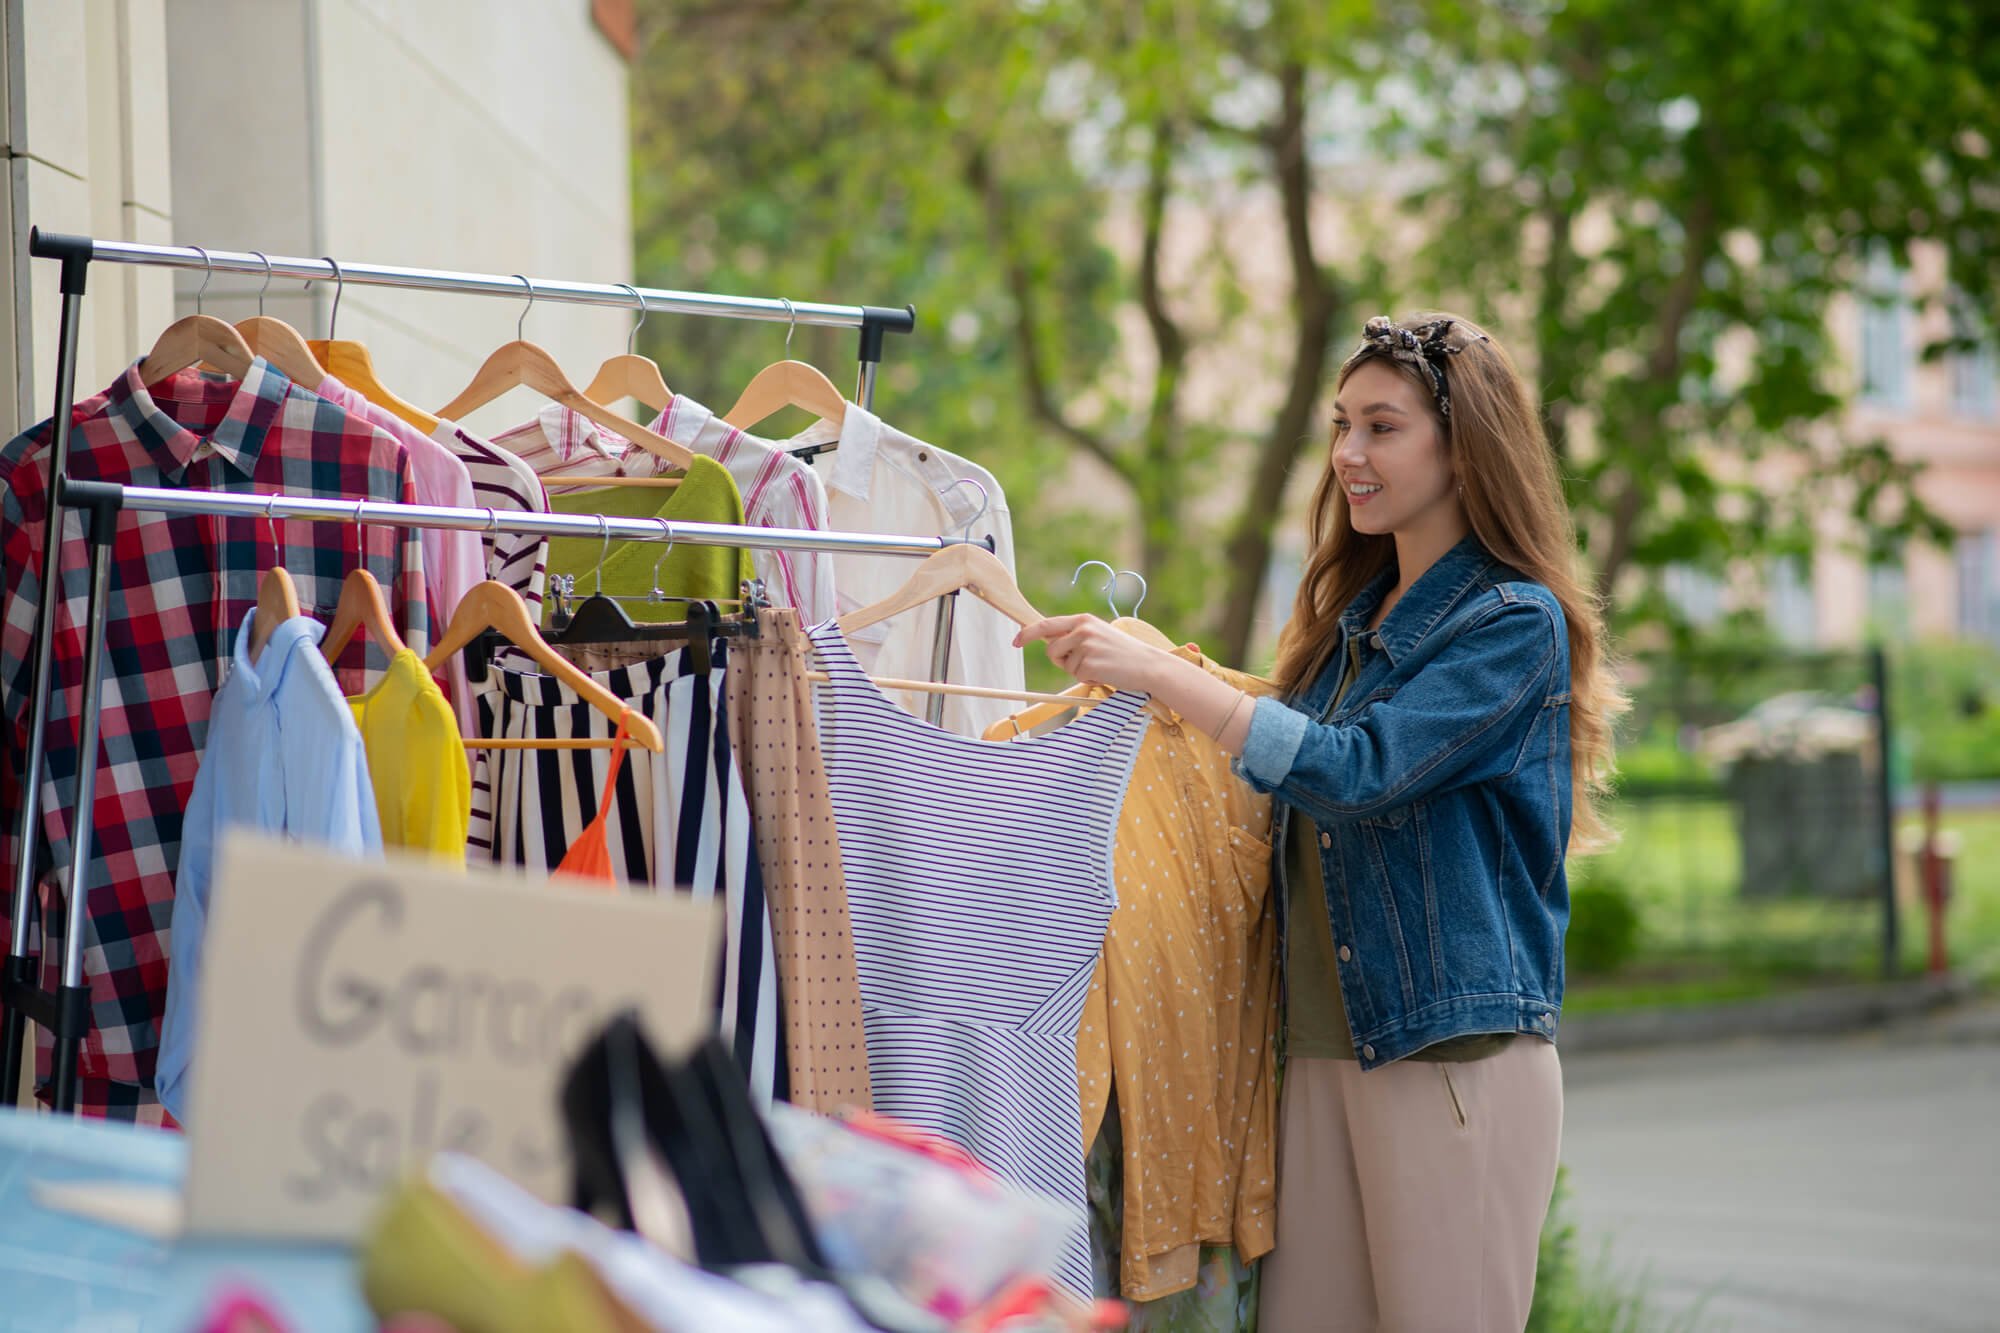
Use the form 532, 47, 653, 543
1013, 614, 1099, 649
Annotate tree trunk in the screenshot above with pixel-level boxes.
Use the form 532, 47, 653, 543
1212, 62, 1339, 667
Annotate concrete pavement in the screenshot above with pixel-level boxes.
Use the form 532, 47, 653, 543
1559, 1006, 2000, 1332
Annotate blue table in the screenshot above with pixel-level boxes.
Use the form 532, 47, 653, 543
0, 1108, 368, 1331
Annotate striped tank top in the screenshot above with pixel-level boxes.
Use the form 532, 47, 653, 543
807, 621, 1152, 1299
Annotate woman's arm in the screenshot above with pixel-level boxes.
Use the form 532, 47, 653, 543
1021, 597, 1565, 826
1234, 598, 1562, 825
1014, 615, 1256, 753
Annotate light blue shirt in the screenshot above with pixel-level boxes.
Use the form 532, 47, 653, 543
155, 611, 381, 1122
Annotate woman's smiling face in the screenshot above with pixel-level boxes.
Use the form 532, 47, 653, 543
1330, 359, 1459, 540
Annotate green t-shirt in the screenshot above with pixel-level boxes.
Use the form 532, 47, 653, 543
543, 456, 756, 623
1284, 636, 1517, 1063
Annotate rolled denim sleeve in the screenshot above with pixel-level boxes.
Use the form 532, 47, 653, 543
1237, 696, 1311, 789
1234, 596, 1564, 826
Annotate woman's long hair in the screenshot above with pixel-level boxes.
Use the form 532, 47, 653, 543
1271, 311, 1626, 853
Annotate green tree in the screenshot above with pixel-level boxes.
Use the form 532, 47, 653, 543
1396, 0, 1999, 615
630, 1, 2000, 665
631, 0, 1383, 663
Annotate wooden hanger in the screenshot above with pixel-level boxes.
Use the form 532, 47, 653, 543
248, 566, 300, 665
232, 252, 326, 391
723, 360, 848, 431
304, 255, 441, 433
319, 569, 406, 662
723, 298, 849, 431
582, 282, 673, 414
425, 580, 665, 752
138, 315, 254, 385
137, 245, 253, 385
837, 543, 1043, 637
246, 497, 300, 665
434, 276, 694, 471
541, 473, 685, 491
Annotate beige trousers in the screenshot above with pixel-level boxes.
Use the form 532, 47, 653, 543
1260, 1041, 1563, 1333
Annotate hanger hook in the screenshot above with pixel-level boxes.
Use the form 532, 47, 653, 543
781, 298, 797, 355
649, 517, 676, 600
939, 477, 991, 542
191, 245, 213, 316
263, 492, 283, 568
514, 274, 535, 342
321, 256, 344, 340
1070, 560, 1122, 617
1116, 569, 1148, 619
594, 514, 612, 598
619, 283, 646, 355
352, 499, 368, 567
252, 251, 273, 317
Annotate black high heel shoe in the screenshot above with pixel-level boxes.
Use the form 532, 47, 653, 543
559, 1010, 773, 1270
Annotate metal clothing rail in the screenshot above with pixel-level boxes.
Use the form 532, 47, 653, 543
62, 480, 965, 557
3, 227, 926, 1114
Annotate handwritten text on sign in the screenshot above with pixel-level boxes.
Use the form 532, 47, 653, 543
183, 833, 718, 1240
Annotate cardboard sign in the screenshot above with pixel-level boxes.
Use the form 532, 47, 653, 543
182, 832, 719, 1240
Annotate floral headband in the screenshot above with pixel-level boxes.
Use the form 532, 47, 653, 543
1339, 316, 1490, 421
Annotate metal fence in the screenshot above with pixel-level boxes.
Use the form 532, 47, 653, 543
1583, 644, 1899, 981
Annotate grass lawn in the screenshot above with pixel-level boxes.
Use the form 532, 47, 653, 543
1566, 796, 2000, 1010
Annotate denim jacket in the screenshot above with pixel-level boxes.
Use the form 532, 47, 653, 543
1234, 535, 1573, 1067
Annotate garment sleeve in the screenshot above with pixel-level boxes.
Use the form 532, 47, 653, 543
389, 456, 433, 658
1233, 598, 1564, 827
154, 748, 219, 1123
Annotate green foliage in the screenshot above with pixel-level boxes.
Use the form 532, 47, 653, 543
1891, 639, 2000, 782
1530, 1168, 1697, 1332
1394, 0, 1997, 613
1567, 882, 1643, 976
629, 2, 2000, 661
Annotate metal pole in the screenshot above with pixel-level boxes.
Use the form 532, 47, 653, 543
1870, 644, 1900, 979
3, 238, 89, 1109
855, 305, 960, 725
49, 494, 118, 1113
36, 232, 919, 337
925, 595, 961, 727
66, 481, 960, 558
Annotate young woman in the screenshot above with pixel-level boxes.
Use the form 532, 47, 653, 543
1018, 313, 1623, 1331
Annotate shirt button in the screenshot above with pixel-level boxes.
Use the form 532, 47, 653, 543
1362, 1044, 1376, 1060
1318, 832, 1332, 850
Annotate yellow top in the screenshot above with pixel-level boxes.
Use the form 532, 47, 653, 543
984, 647, 1279, 1301
349, 648, 469, 861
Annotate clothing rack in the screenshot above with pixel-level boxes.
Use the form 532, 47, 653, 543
3, 228, 939, 1115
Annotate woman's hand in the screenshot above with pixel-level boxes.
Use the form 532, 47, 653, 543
1014, 614, 1170, 694
1016, 614, 1257, 752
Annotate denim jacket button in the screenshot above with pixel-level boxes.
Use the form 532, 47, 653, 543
1318, 831, 1332, 850
1362, 1044, 1376, 1060
1338, 945, 1352, 963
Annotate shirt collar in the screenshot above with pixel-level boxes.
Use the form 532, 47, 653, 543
538, 402, 621, 462
228, 607, 326, 701
1337, 534, 1497, 667
106, 356, 292, 481
789, 401, 882, 501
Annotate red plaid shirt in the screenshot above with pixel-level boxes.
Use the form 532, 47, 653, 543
0, 358, 430, 1121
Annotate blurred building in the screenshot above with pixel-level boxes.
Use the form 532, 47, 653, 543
2, 0, 639, 438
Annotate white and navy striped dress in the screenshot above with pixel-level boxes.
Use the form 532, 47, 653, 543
467, 643, 780, 1104
807, 621, 1151, 1299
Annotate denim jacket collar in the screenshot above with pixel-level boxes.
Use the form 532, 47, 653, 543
1337, 534, 1500, 669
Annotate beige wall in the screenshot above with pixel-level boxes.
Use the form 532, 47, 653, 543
163, 0, 636, 436
5, 0, 634, 438
4, 0, 179, 433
